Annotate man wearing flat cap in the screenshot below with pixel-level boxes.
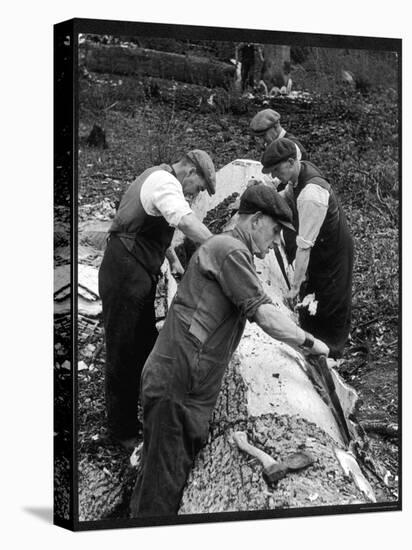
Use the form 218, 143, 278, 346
130, 183, 329, 516
99, 150, 216, 450
261, 137, 354, 359
250, 108, 308, 163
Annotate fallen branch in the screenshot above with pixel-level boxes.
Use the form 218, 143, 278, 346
103, 101, 119, 112
368, 201, 387, 219
356, 316, 381, 329
361, 421, 398, 438
386, 339, 398, 347
356, 315, 398, 330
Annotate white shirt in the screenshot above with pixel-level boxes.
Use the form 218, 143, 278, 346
296, 184, 329, 248
282, 182, 329, 249
140, 170, 192, 228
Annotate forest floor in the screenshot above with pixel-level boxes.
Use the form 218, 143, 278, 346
54, 68, 400, 516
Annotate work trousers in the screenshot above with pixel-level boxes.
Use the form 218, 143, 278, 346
98, 236, 158, 440
129, 396, 205, 516
298, 233, 354, 359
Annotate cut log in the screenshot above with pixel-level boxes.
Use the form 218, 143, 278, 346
83, 43, 235, 88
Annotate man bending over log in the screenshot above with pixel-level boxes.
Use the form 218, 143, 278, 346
98, 150, 216, 451
130, 183, 329, 517
250, 108, 308, 165
261, 138, 354, 358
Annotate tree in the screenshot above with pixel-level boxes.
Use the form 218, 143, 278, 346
261, 44, 291, 90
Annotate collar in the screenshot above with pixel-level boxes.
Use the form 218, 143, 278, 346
165, 164, 184, 192
278, 127, 287, 139
230, 225, 260, 256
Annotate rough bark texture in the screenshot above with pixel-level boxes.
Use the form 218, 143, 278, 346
78, 454, 137, 521
179, 356, 367, 514
84, 44, 235, 88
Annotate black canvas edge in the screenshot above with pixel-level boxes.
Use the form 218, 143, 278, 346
53, 17, 402, 532
74, 501, 400, 532
53, 20, 72, 529
53, 20, 79, 531
59, 17, 401, 51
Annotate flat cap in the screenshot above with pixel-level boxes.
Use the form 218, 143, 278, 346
238, 183, 295, 231
186, 149, 216, 195
250, 109, 281, 135
261, 138, 297, 174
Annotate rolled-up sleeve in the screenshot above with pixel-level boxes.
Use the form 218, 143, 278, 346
217, 249, 272, 319
141, 171, 192, 227
296, 183, 329, 249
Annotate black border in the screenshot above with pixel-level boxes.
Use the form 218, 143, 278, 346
53, 20, 76, 531
66, 17, 400, 50
53, 17, 402, 532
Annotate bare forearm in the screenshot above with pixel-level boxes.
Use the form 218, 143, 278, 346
165, 246, 184, 276
177, 213, 212, 244
254, 303, 305, 348
292, 247, 311, 292
254, 303, 329, 356
165, 246, 178, 263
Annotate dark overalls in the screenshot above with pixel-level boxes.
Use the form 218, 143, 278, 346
98, 165, 175, 441
284, 161, 354, 358
130, 227, 272, 516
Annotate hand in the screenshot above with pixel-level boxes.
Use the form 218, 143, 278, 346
308, 338, 329, 357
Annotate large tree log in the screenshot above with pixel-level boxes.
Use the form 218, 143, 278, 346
83, 43, 235, 88
74, 160, 393, 523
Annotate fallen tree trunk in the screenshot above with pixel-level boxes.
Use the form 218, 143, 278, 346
83, 43, 235, 88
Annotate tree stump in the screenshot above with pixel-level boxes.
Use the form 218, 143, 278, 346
86, 124, 108, 149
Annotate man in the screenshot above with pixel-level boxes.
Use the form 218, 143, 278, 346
248, 108, 308, 286
250, 108, 308, 161
98, 150, 216, 450
237, 42, 264, 91
261, 138, 354, 358
130, 184, 329, 517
